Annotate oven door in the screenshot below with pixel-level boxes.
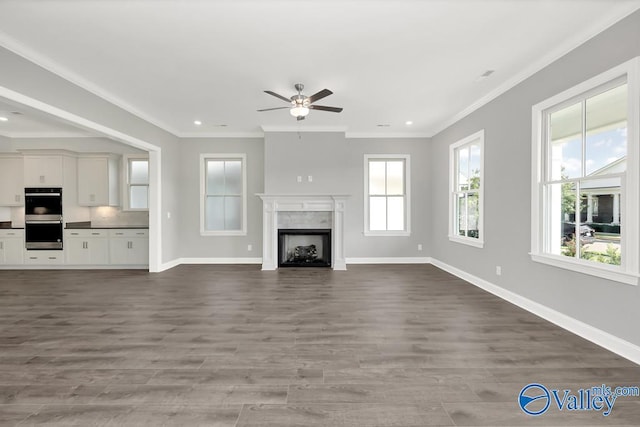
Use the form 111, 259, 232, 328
25, 221, 63, 250
25, 189, 63, 220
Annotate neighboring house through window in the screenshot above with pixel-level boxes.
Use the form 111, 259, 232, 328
531, 57, 640, 285
364, 154, 410, 236
449, 130, 484, 248
200, 154, 247, 236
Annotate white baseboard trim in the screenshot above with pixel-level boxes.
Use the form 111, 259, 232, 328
429, 257, 640, 366
179, 257, 263, 265
347, 257, 431, 264
157, 258, 181, 272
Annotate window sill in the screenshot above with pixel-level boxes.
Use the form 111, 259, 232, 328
364, 230, 411, 237
201, 230, 247, 237
448, 235, 484, 248
530, 252, 638, 286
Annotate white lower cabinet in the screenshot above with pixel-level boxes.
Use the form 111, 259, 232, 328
109, 229, 149, 265
65, 230, 109, 265
0, 230, 24, 265
24, 250, 64, 265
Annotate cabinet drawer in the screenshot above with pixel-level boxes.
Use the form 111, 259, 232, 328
65, 229, 108, 238
24, 250, 64, 265
0, 230, 24, 238
108, 229, 148, 238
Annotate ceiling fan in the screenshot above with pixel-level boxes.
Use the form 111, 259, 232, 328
258, 83, 343, 121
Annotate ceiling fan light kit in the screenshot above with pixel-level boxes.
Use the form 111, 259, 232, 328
259, 83, 343, 121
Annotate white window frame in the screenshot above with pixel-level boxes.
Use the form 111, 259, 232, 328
531, 57, 640, 286
363, 154, 411, 237
449, 130, 485, 248
200, 153, 247, 236
122, 154, 149, 211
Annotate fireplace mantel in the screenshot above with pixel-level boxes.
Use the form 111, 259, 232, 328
257, 194, 348, 270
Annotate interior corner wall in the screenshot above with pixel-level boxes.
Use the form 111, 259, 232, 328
428, 10, 640, 346
0, 46, 181, 264
264, 131, 431, 259
177, 137, 265, 259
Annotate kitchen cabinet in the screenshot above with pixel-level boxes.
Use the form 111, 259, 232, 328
24, 155, 64, 187
65, 229, 109, 265
0, 229, 24, 265
0, 156, 25, 206
77, 155, 120, 206
109, 229, 148, 265
24, 249, 64, 265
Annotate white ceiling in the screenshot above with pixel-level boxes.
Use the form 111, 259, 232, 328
0, 0, 639, 138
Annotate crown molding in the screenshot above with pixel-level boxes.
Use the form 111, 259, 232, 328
345, 132, 430, 139
260, 125, 348, 133
0, 32, 180, 137
1, 131, 95, 139
178, 131, 264, 139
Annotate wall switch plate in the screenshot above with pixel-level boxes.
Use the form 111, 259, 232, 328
496, 266, 502, 276
248, 244, 253, 251
308, 175, 313, 182
167, 212, 171, 219
297, 176, 302, 183
417, 244, 423, 251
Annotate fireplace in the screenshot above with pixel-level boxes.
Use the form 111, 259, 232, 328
278, 229, 331, 268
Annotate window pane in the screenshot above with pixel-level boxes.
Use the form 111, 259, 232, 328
206, 160, 225, 195
224, 196, 242, 230
579, 178, 621, 266
205, 196, 225, 230
386, 161, 404, 195
457, 147, 469, 190
585, 84, 627, 176
467, 193, 479, 238
387, 196, 404, 231
456, 193, 466, 237
469, 144, 481, 190
129, 185, 148, 209
550, 102, 582, 180
130, 160, 149, 184
369, 196, 387, 230
545, 182, 576, 257
369, 161, 386, 195
225, 161, 242, 195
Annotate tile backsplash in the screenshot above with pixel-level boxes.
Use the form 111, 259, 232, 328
90, 206, 149, 227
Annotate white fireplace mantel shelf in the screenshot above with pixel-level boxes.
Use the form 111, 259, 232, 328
257, 194, 349, 271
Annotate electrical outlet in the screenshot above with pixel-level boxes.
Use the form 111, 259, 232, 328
417, 244, 423, 251
297, 176, 302, 183
248, 244, 253, 251
167, 212, 171, 219
496, 266, 502, 276
308, 175, 313, 182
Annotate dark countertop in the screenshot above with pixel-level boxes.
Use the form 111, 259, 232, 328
65, 221, 149, 230
0, 221, 24, 230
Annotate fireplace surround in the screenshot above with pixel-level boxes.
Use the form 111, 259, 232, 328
257, 194, 348, 270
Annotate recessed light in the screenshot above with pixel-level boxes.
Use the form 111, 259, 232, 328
405, 121, 413, 126
0, 117, 8, 122
475, 70, 495, 82
194, 120, 202, 126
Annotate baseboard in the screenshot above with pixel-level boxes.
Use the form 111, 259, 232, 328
347, 257, 431, 264
179, 257, 263, 265
157, 258, 181, 272
429, 258, 640, 366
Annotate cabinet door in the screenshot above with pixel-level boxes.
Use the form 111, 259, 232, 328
0, 239, 24, 264
66, 238, 91, 264
87, 238, 109, 265
24, 156, 64, 187
109, 238, 130, 264
0, 158, 24, 206
77, 158, 108, 206
127, 237, 149, 265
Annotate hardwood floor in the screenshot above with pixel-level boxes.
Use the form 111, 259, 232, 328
1, 264, 639, 426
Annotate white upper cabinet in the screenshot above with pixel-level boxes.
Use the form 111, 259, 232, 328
0, 156, 24, 206
77, 155, 120, 206
24, 155, 64, 187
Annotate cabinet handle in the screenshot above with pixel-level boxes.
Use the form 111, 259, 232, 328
136, 232, 145, 235
71, 232, 79, 236
0, 242, 3, 250
115, 232, 124, 236
39, 175, 45, 183
7, 232, 15, 236
48, 257, 56, 260
128, 241, 133, 249
91, 233, 100, 236
29, 256, 37, 260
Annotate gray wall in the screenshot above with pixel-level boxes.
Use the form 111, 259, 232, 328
264, 132, 430, 258
429, 10, 640, 346
0, 46, 180, 264
178, 137, 264, 258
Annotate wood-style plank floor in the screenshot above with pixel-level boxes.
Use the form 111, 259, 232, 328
1, 264, 639, 426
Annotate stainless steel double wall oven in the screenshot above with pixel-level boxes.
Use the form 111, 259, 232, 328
24, 187, 63, 250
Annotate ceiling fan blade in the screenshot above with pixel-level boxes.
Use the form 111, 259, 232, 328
264, 90, 292, 103
309, 105, 343, 113
307, 89, 333, 104
257, 106, 290, 112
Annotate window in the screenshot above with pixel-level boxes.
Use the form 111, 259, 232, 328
531, 58, 639, 285
449, 130, 484, 248
124, 156, 149, 210
364, 155, 410, 236
200, 154, 247, 236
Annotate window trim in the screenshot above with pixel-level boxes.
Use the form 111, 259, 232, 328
200, 153, 248, 236
363, 154, 411, 237
448, 130, 485, 248
531, 57, 640, 286
122, 154, 149, 212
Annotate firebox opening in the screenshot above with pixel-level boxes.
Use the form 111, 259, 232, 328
278, 229, 331, 268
